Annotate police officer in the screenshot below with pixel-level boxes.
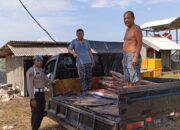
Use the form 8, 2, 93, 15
26, 55, 57, 130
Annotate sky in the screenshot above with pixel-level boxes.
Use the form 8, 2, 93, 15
0, 0, 180, 45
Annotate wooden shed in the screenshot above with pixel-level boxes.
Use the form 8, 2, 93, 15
0, 41, 69, 96
141, 37, 180, 70
141, 17, 180, 70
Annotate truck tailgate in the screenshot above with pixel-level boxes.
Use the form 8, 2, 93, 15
118, 78, 180, 120
48, 95, 120, 130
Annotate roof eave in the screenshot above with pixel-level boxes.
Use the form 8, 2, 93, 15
141, 17, 180, 31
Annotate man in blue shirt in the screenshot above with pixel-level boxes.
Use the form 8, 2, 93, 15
68, 29, 95, 96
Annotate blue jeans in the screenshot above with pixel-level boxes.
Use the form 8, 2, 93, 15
123, 53, 141, 83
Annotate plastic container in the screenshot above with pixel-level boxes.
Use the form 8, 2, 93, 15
148, 59, 162, 69
153, 68, 162, 77
141, 58, 148, 69
142, 71, 152, 77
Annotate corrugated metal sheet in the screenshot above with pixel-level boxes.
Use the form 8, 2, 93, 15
141, 17, 180, 30
8, 40, 69, 46
143, 37, 180, 51
8, 45, 68, 56
0, 41, 68, 48
90, 41, 123, 53
0, 41, 69, 57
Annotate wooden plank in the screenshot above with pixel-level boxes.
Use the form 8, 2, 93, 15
100, 71, 159, 93
73, 97, 113, 106
112, 75, 124, 83
87, 105, 119, 116
110, 71, 124, 78
140, 79, 158, 85
54, 95, 114, 106
102, 87, 119, 94
90, 89, 118, 99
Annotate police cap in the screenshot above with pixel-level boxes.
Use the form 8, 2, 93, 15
33, 55, 44, 61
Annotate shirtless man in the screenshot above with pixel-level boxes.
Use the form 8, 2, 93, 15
123, 11, 142, 87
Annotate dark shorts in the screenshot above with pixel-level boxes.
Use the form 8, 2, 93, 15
123, 53, 142, 83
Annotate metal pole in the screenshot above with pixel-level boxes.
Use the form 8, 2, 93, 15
176, 29, 180, 69
146, 30, 148, 37
176, 29, 178, 43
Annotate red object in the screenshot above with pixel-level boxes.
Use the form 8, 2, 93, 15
175, 112, 180, 117
154, 34, 161, 37
29, 73, 33, 77
163, 32, 172, 40
126, 121, 144, 130
145, 117, 153, 123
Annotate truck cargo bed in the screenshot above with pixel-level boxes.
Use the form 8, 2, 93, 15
48, 95, 119, 130
48, 77, 180, 130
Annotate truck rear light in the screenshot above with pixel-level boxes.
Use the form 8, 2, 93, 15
145, 117, 153, 123
170, 112, 175, 116
175, 112, 180, 117
126, 121, 144, 130
170, 112, 180, 117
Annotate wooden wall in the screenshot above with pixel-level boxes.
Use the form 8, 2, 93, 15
6, 56, 25, 96
161, 50, 171, 70
141, 45, 147, 58
141, 46, 171, 70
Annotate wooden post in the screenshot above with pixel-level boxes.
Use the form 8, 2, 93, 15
176, 29, 180, 69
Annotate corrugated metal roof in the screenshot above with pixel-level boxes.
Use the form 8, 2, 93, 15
0, 40, 68, 48
141, 17, 180, 30
8, 45, 68, 56
8, 40, 69, 45
143, 37, 180, 51
0, 41, 69, 57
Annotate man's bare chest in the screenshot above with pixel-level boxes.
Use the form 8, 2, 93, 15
124, 30, 136, 41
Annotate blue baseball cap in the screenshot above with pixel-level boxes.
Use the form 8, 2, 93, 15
33, 55, 44, 61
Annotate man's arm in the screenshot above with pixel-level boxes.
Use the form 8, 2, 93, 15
43, 72, 59, 86
133, 26, 142, 65
68, 40, 78, 58
26, 68, 37, 108
88, 45, 95, 67
43, 72, 53, 84
26, 68, 35, 99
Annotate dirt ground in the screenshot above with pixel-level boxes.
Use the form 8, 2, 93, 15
0, 97, 61, 130
162, 71, 180, 79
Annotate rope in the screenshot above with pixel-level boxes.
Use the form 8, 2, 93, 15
18, 0, 56, 42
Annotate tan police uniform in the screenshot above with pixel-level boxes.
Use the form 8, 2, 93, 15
26, 65, 52, 99
26, 65, 53, 130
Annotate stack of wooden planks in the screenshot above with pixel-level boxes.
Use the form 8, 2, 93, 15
99, 71, 157, 93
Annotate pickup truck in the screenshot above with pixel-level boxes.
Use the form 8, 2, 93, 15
44, 43, 180, 130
